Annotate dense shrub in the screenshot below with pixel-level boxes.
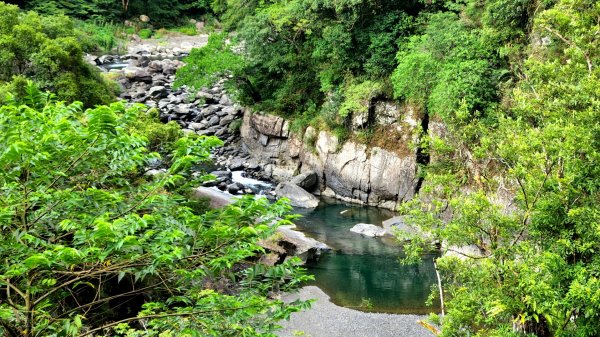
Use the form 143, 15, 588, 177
0, 2, 116, 107
0, 85, 310, 336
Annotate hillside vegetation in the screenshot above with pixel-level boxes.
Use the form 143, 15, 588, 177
0, 0, 598, 336
177, 0, 600, 335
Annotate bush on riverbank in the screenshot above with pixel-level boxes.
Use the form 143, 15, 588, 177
0, 83, 311, 336
0, 2, 117, 107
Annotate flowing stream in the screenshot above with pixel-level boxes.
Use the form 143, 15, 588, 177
293, 199, 439, 314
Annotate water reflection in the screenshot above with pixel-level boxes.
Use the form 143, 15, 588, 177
293, 198, 440, 314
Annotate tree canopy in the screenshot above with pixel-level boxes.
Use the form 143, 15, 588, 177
0, 2, 116, 107
0, 84, 310, 337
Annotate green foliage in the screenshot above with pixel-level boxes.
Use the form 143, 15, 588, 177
138, 27, 153, 39
0, 2, 116, 107
74, 19, 125, 52
398, 0, 600, 335
178, 0, 418, 118
0, 85, 310, 337
173, 23, 199, 35
392, 12, 501, 124
131, 108, 184, 155
21, 0, 215, 28
338, 80, 383, 118
175, 32, 244, 92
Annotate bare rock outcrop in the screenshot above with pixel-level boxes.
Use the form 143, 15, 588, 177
240, 104, 421, 210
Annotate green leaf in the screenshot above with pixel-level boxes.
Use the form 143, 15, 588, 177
23, 254, 51, 269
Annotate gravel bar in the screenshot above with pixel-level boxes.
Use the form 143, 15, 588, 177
277, 286, 435, 337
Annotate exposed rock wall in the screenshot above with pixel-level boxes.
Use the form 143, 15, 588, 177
240, 103, 422, 210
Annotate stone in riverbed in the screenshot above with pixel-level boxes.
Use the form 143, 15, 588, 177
207, 115, 220, 127
349, 223, 387, 237
275, 182, 319, 208
259, 226, 330, 264
148, 86, 168, 99
219, 114, 235, 126
291, 171, 318, 191
196, 91, 219, 104
229, 157, 245, 170
188, 122, 205, 131
148, 60, 163, 73
133, 69, 153, 83
191, 187, 234, 208
211, 170, 232, 179
227, 182, 245, 194
382, 215, 434, 241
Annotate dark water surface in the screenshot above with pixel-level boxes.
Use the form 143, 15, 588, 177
293, 199, 439, 314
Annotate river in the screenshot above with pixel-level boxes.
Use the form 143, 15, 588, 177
293, 198, 439, 314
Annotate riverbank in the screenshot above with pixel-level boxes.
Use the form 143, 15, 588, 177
278, 286, 434, 337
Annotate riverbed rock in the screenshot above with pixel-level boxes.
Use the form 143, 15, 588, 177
259, 226, 330, 264
148, 86, 168, 99
227, 182, 245, 194
349, 223, 387, 237
382, 215, 434, 241
291, 171, 318, 191
133, 69, 153, 83
148, 60, 163, 73
275, 182, 320, 208
192, 187, 234, 208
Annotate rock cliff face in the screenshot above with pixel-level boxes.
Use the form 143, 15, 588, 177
240, 103, 422, 210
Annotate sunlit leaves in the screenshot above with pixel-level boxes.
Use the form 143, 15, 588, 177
0, 91, 307, 337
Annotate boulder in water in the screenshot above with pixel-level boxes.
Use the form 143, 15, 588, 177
275, 182, 319, 208
350, 223, 387, 237
259, 226, 330, 264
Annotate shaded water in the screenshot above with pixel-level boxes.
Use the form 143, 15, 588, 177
293, 199, 439, 314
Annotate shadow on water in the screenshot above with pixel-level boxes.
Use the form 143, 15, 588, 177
293, 198, 440, 314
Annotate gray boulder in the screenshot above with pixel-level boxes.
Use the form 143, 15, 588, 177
250, 114, 289, 138
291, 171, 317, 191
148, 86, 168, 99
229, 157, 245, 170
192, 187, 234, 208
196, 91, 218, 104
259, 226, 330, 264
211, 170, 232, 179
275, 182, 319, 208
148, 60, 163, 73
227, 182, 245, 194
382, 215, 432, 241
350, 223, 387, 237
133, 69, 153, 83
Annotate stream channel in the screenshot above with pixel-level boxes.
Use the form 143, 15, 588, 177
235, 174, 439, 314
294, 200, 439, 314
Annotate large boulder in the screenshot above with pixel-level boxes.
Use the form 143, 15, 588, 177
192, 187, 234, 208
382, 215, 433, 241
291, 171, 318, 191
259, 226, 330, 264
133, 69, 153, 83
147, 60, 163, 73
369, 148, 417, 202
250, 114, 289, 138
275, 182, 319, 208
148, 86, 168, 99
349, 223, 387, 237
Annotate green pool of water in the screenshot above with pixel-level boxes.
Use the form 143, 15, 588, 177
293, 198, 439, 314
